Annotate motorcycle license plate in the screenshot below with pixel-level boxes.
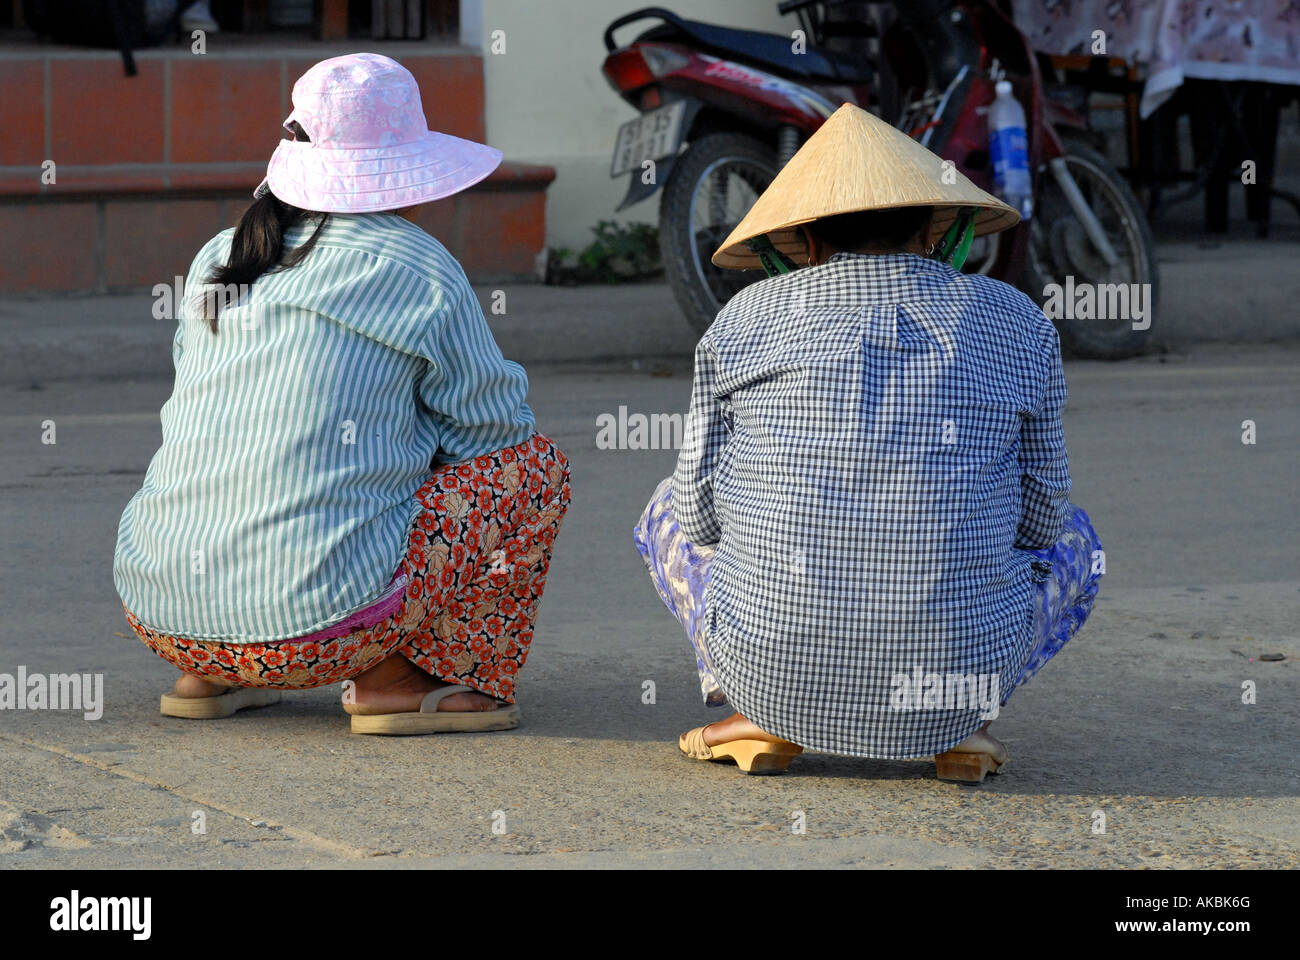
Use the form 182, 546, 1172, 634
609, 101, 687, 177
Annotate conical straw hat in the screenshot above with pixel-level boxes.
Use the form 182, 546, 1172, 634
712, 102, 1020, 269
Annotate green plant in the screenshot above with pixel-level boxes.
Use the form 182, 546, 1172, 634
547, 220, 662, 284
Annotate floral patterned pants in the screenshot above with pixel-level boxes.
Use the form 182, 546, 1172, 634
124, 435, 571, 703
633, 476, 1102, 707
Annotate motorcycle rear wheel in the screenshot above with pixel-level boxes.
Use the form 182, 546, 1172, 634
659, 132, 779, 337
1020, 134, 1159, 360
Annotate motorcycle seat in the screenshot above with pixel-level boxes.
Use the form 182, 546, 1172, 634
636, 11, 871, 85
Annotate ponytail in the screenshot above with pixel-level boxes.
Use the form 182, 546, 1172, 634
200, 122, 329, 332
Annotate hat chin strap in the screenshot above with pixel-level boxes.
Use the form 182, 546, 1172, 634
747, 206, 978, 278
744, 235, 798, 278
932, 207, 977, 270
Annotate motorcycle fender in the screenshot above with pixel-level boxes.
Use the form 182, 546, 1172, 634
615, 154, 678, 211
613, 96, 699, 211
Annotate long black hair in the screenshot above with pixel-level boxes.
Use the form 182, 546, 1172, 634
201, 122, 329, 332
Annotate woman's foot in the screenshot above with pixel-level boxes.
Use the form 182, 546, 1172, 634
946, 725, 1009, 763
161, 673, 278, 719
700, 711, 786, 746
680, 712, 802, 774
343, 654, 500, 715
935, 722, 1009, 783
171, 673, 234, 698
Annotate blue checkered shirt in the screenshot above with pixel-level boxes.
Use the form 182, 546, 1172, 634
671, 252, 1071, 758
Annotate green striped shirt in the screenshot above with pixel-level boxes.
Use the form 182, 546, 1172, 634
114, 212, 535, 642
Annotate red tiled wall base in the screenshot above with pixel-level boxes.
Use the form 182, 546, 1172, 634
0, 48, 551, 290
0, 49, 486, 173
0, 168, 552, 292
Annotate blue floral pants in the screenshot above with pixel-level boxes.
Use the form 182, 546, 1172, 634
633, 477, 1103, 707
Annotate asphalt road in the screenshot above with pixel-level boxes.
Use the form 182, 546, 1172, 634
1, 341, 1297, 868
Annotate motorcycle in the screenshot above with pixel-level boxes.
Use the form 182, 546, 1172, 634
601, 0, 1159, 359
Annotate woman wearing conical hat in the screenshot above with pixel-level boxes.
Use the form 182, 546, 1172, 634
634, 103, 1103, 781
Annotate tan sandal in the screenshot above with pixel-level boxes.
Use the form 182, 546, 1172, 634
160, 686, 282, 719
934, 729, 1009, 783
349, 684, 519, 736
679, 724, 803, 775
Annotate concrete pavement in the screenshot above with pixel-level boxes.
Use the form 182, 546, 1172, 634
0, 340, 1297, 868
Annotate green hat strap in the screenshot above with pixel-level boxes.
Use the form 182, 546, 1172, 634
744, 234, 798, 278
933, 207, 977, 270
746, 207, 977, 277
748, 208, 977, 278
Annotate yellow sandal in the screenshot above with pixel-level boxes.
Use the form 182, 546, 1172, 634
934, 729, 1009, 783
160, 687, 281, 719
350, 684, 519, 735
679, 724, 803, 775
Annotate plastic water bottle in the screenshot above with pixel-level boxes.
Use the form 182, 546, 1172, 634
989, 80, 1033, 221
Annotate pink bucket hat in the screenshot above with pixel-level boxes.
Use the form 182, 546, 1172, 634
254, 52, 502, 213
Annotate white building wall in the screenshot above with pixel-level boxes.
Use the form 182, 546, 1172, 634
461, 0, 794, 251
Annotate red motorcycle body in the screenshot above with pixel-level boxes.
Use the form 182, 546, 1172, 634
602, 2, 1078, 283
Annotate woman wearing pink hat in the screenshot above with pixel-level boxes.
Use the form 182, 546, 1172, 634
113, 53, 571, 735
